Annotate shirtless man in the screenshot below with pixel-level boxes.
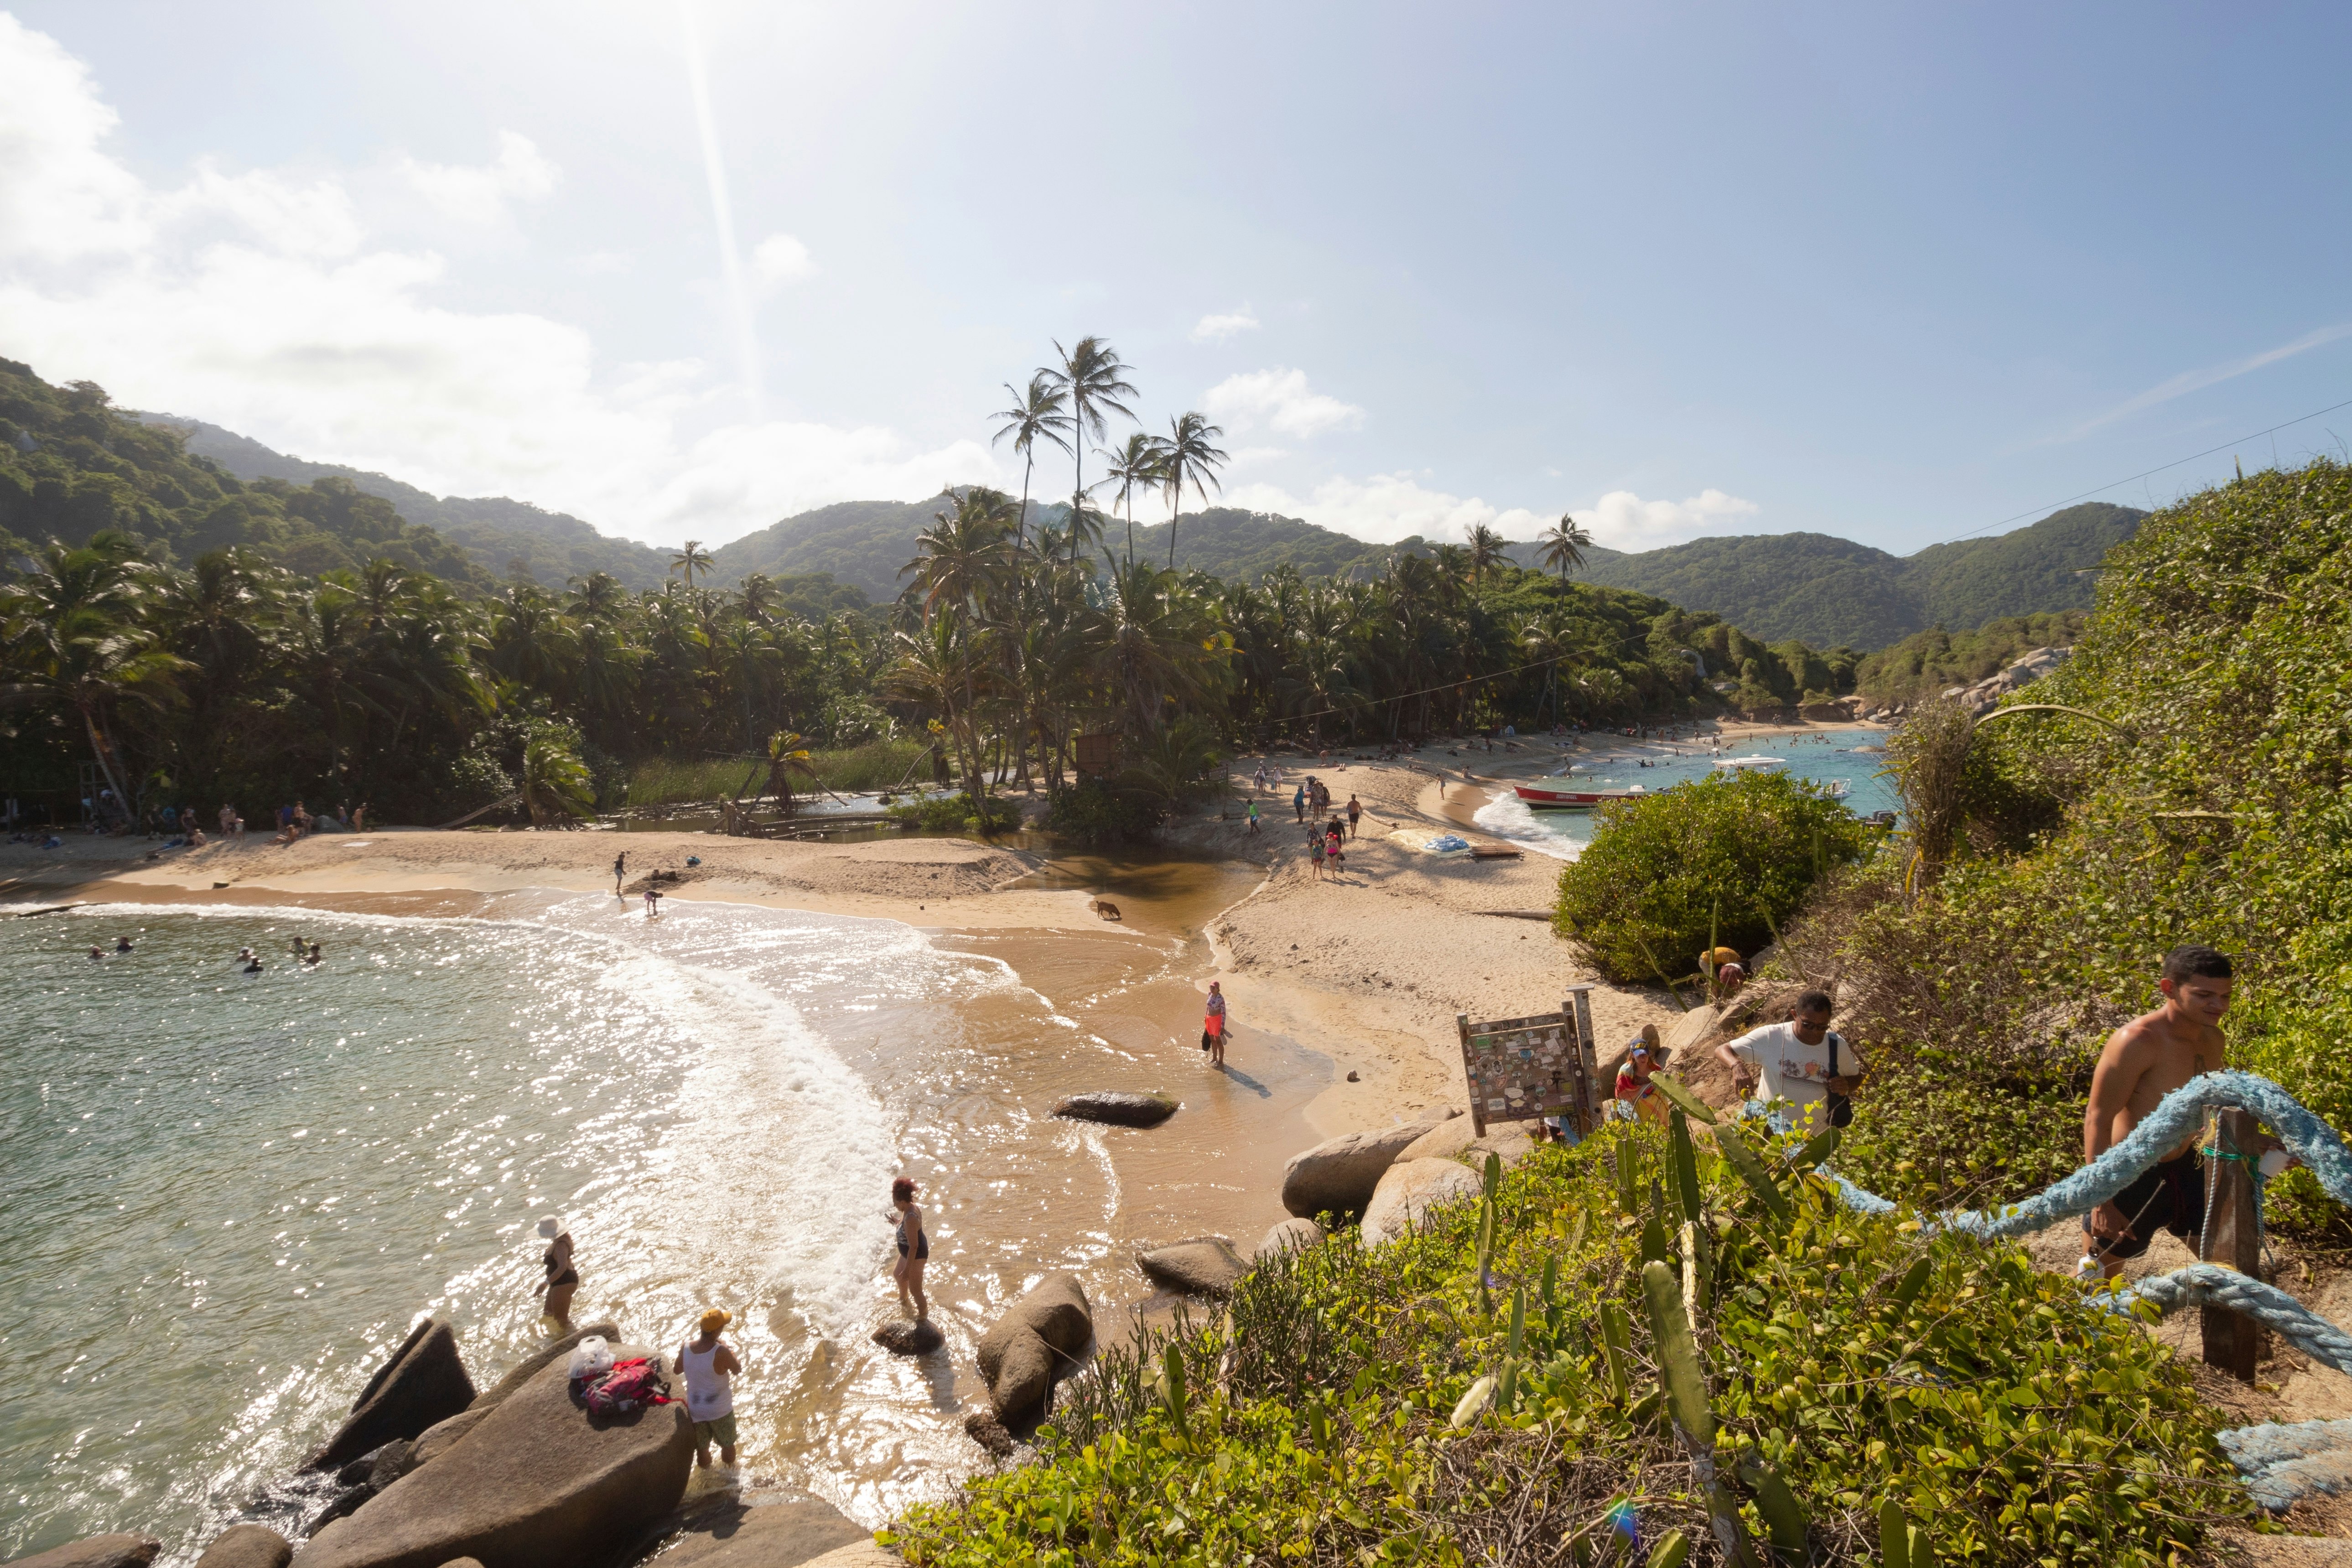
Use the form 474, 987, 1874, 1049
2080, 945, 2266, 1278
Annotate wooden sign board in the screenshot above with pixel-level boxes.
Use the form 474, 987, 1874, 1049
1457, 988, 1599, 1137
1073, 732, 1118, 777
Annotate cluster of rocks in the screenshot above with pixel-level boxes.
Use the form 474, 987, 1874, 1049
1862, 645, 2071, 722
1281, 1106, 1538, 1247
7, 1319, 887, 1568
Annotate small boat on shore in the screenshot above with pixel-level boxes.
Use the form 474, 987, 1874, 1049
1514, 781, 1648, 810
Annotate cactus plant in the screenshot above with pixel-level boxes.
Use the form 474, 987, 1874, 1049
1450, 1373, 1498, 1428
1614, 1136, 1639, 1215
1647, 1069, 1717, 1124
1648, 1529, 1691, 1568
1671, 1108, 1703, 1225
1642, 1259, 1756, 1568
1791, 1122, 1842, 1172
1737, 1459, 1810, 1558
1596, 1299, 1632, 1403
1714, 1123, 1793, 1222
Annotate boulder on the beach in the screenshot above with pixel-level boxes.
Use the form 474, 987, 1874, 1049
1397, 1116, 1478, 1164
975, 1273, 1092, 1429
1279, 1123, 1430, 1219
192, 1526, 291, 1568
1255, 1217, 1321, 1260
400, 1407, 489, 1478
870, 1318, 945, 1355
1469, 1127, 1538, 1169
1138, 1237, 1250, 1297
290, 1343, 691, 1568
4, 1536, 161, 1568
794, 1547, 895, 1568
1051, 1091, 1177, 1128
306, 1318, 477, 1470
465, 1322, 621, 1417
643, 1496, 869, 1568
962, 1409, 1016, 1459
1361, 1158, 1483, 1249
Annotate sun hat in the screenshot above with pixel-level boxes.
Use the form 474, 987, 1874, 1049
536, 1215, 563, 1239
699, 1308, 732, 1334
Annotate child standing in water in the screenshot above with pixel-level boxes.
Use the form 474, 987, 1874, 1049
891, 1177, 929, 1320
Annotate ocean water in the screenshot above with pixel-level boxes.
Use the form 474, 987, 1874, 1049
0, 876, 1311, 1563
1472, 727, 1899, 858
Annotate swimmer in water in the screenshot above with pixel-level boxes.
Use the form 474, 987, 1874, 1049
290, 933, 306, 956
114, 935, 134, 953
88, 945, 104, 961
303, 942, 322, 965
244, 957, 264, 974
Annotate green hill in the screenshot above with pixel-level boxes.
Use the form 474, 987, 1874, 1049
1530, 503, 2141, 649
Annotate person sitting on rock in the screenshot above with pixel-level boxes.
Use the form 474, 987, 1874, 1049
891, 1177, 930, 1320
676, 1308, 742, 1469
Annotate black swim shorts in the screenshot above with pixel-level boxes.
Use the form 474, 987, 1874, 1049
2082, 1152, 2205, 1262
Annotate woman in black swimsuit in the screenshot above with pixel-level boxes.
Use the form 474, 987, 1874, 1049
538, 1216, 579, 1330
890, 1178, 929, 1321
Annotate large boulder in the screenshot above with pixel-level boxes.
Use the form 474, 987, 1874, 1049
4, 1537, 160, 1568
796, 1547, 895, 1568
1279, 1123, 1429, 1218
975, 1274, 1092, 1429
1361, 1158, 1483, 1248
306, 1319, 477, 1470
400, 1408, 489, 1477
646, 1498, 868, 1568
290, 1344, 692, 1568
1137, 1237, 1249, 1297
1396, 1116, 1477, 1163
1255, 1218, 1321, 1260
192, 1526, 291, 1568
1051, 1091, 1177, 1128
467, 1322, 621, 1417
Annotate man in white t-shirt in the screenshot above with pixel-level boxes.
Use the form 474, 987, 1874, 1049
1713, 990, 1864, 1130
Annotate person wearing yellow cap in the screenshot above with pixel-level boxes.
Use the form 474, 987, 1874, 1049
675, 1308, 742, 1468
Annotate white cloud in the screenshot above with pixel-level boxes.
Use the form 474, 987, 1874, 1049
0, 19, 984, 545
752, 232, 816, 286
2053, 321, 2352, 444
1221, 472, 1757, 551
1189, 307, 1259, 343
1203, 367, 1363, 440
399, 130, 559, 225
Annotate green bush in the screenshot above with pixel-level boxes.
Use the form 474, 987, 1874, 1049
1041, 777, 1163, 846
886, 790, 1019, 835
892, 1117, 2238, 1567
1552, 770, 1874, 984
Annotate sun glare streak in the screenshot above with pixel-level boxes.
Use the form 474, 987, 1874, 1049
678, 0, 762, 415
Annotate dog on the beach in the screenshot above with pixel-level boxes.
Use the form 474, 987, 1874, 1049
1089, 898, 1123, 922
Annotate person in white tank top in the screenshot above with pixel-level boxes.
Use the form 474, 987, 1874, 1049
675, 1308, 743, 1468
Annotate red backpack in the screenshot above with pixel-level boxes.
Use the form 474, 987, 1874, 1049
582, 1357, 670, 1416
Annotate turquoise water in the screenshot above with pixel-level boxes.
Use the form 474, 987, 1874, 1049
1472, 727, 1898, 857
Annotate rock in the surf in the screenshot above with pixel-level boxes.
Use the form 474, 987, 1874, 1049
1361, 1158, 1484, 1248
464, 1321, 621, 1417
1138, 1237, 1250, 1297
975, 1273, 1092, 1429
192, 1525, 291, 1568
4, 1536, 161, 1568
1255, 1217, 1322, 1260
642, 1495, 869, 1568
400, 1407, 489, 1477
1279, 1123, 1431, 1219
290, 1344, 691, 1568
962, 1408, 1016, 1459
304, 1317, 477, 1470
871, 1318, 945, 1355
1051, 1091, 1178, 1128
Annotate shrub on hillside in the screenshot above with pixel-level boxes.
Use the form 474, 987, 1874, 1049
887, 790, 1018, 835
1041, 777, 1162, 845
1552, 770, 1874, 985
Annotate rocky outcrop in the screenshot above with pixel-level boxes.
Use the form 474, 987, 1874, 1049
1940, 645, 2072, 716
794, 1546, 897, 1568
192, 1526, 291, 1568
401, 1407, 489, 1476
1279, 1123, 1430, 1219
644, 1496, 868, 1568
4, 1536, 161, 1568
1361, 1159, 1483, 1248
466, 1322, 621, 1418
1255, 1218, 1321, 1260
870, 1319, 944, 1355
975, 1274, 1092, 1429
1397, 1116, 1477, 1163
962, 1409, 1015, 1458
1137, 1237, 1250, 1297
306, 1319, 477, 1470
290, 1344, 692, 1568
1050, 1091, 1177, 1127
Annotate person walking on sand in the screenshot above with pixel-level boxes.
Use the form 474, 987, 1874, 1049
1346, 794, 1362, 839
1293, 782, 1306, 823
1203, 980, 1228, 1067
676, 1309, 742, 1469
1325, 819, 1345, 875
538, 1217, 579, 1330
613, 850, 628, 896
1308, 829, 1326, 880
1246, 798, 1261, 835
891, 1178, 930, 1319
1253, 761, 1267, 794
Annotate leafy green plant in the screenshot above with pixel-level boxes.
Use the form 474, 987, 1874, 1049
519, 727, 594, 825
1553, 769, 1876, 983
887, 790, 1019, 835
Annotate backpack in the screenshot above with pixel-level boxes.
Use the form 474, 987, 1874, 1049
582, 1357, 670, 1416
1824, 1033, 1854, 1129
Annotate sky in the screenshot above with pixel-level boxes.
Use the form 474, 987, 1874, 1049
3, 4, 2350, 556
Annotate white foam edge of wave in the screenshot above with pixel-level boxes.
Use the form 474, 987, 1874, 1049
1470, 792, 1584, 861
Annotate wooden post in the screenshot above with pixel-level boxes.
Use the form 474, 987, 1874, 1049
2200, 1107, 2266, 1381
1456, 1013, 1484, 1136
1568, 986, 1598, 1135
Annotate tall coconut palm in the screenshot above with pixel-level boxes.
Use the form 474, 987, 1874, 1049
521, 729, 597, 826
0, 539, 188, 809
902, 488, 1019, 617
671, 540, 715, 591
1041, 336, 1137, 505
1098, 432, 1166, 568
1464, 523, 1512, 586
990, 373, 1074, 546
1155, 411, 1230, 569
1537, 513, 1594, 583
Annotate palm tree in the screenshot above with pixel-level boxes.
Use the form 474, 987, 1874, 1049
1464, 523, 1511, 586
1156, 411, 1230, 569
1098, 432, 1165, 568
521, 729, 597, 825
990, 374, 1074, 546
1041, 337, 1137, 506
1061, 491, 1111, 567
902, 488, 1019, 616
1537, 513, 1594, 583
0, 540, 188, 810
763, 729, 823, 808
671, 539, 715, 590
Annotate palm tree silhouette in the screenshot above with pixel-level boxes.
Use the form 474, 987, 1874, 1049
990, 374, 1074, 547
670, 540, 714, 591
1538, 513, 1593, 583
1155, 411, 1229, 569
1099, 432, 1167, 570
1041, 337, 1137, 507
1464, 523, 1512, 586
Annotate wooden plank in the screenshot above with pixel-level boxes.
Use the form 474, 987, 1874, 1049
1457, 1013, 1483, 1137
2200, 1107, 2265, 1382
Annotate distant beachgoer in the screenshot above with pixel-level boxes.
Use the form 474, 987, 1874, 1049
1346, 795, 1362, 838
613, 851, 627, 895
236, 947, 254, 963
1253, 762, 1267, 794
676, 1309, 742, 1468
1325, 820, 1345, 873
187, 826, 207, 847
114, 935, 134, 953
1204, 980, 1228, 1068
1616, 1027, 1667, 1122
305, 942, 322, 966
891, 1177, 929, 1319
644, 885, 663, 918
1715, 961, 1746, 997
1246, 798, 1260, 835
1293, 784, 1306, 823
353, 803, 368, 832
1308, 832, 1326, 880
539, 1217, 579, 1329
88, 945, 104, 961
290, 933, 307, 956
243, 957, 264, 974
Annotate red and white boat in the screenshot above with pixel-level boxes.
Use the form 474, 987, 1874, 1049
1513, 781, 1648, 810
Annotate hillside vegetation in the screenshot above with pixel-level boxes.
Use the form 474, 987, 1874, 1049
1852, 611, 2089, 708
